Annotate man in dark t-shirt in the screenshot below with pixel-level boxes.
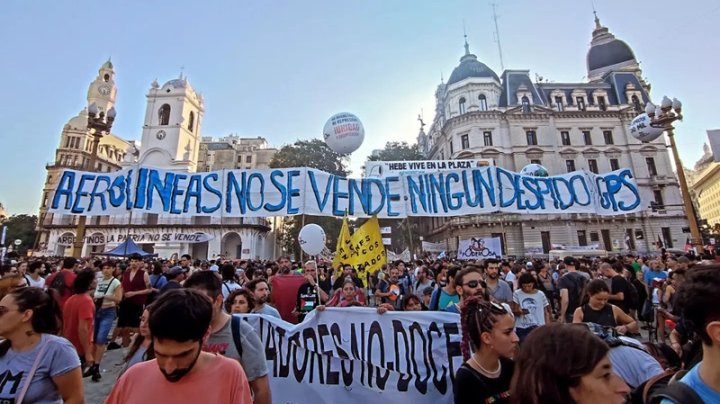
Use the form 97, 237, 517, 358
295, 261, 328, 322
600, 263, 631, 314
558, 257, 589, 323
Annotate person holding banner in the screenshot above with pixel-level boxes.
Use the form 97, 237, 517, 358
324, 279, 366, 307
454, 298, 518, 404
294, 260, 328, 322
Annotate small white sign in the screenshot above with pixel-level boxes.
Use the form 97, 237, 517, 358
382, 237, 392, 245
457, 237, 502, 260
13, 239, 21, 246
380, 227, 392, 234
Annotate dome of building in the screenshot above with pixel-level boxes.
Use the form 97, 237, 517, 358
586, 15, 637, 74
447, 41, 500, 85
163, 78, 187, 89
102, 59, 113, 70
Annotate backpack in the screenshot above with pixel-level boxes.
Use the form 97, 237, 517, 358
630, 369, 704, 404
230, 315, 244, 358
565, 272, 588, 312
48, 271, 67, 296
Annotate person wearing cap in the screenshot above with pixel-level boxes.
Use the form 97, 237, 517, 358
160, 266, 186, 294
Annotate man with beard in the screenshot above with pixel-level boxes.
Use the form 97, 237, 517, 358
246, 278, 281, 318
484, 259, 513, 304
445, 268, 489, 314
106, 289, 252, 403
184, 272, 271, 404
277, 256, 293, 275
295, 260, 329, 322
375, 267, 407, 310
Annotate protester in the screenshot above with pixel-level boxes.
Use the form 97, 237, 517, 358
559, 256, 589, 323
485, 259, 513, 304
245, 278, 281, 318
537, 261, 556, 311
121, 309, 154, 375
656, 268, 685, 343
115, 254, 151, 348
62, 269, 97, 377
454, 298, 518, 404
159, 266, 186, 294
88, 261, 122, 382
572, 279, 638, 335
147, 261, 167, 303
184, 271, 271, 404
225, 288, 255, 314
402, 294, 423, 311
375, 266, 406, 310
0, 287, 84, 403
510, 323, 630, 404
106, 289, 253, 403
295, 260, 328, 321
0, 274, 28, 300
429, 265, 460, 310
333, 263, 364, 290
220, 264, 242, 300
325, 279, 364, 307
446, 268, 488, 314
45, 256, 79, 309
663, 264, 720, 402
412, 266, 435, 299
512, 273, 551, 343
25, 261, 46, 288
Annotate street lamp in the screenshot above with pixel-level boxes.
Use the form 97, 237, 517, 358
645, 96, 704, 254
70, 103, 116, 258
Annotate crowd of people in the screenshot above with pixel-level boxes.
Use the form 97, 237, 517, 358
0, 249, 718, 403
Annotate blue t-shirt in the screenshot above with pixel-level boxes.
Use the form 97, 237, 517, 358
661, 362, 720, 403
436, 289, 460, 311
644, 269, 668, 285
254, 304, 281, 319
0, 334, 81, 404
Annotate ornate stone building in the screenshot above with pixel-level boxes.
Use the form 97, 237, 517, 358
417, 17, 687, 255
35, 65, 276, 260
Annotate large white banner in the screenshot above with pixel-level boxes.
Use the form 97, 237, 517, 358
457, 237, 503, 260
421, 241, 446, 252
242, 308, 462, 404
48, 165, 643, 218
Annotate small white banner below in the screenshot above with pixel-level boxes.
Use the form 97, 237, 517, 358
457, 237, 502, 260
421, 241, 445, 252
241, 308, 461, 404
387, 248, 411, 262
382, 237, 392, 245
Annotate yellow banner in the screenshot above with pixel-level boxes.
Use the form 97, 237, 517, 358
333, 216, 386, 287
332, 216, 351, 272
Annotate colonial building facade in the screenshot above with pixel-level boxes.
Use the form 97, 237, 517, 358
417, 17, 687, 256
35, 64, 277, 260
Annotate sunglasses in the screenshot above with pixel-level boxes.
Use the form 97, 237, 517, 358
463, 280, 485, 289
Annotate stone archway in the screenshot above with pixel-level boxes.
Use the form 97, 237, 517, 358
222, 232, 242, 260
56, 232, 75, 256
88, 232, 105, 255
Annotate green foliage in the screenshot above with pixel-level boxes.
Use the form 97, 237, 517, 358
366, 141, 424, 162
269, 138, 349, 176
269, 139, 349, 258
2, 214, 37, 255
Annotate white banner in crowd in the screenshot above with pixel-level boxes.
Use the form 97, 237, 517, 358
457, 237, 503, 260
48, 165, 643, 218
54, 231, 213, 246
387, 248, 412, 262
421, 241, 446, 252
242, 308, 462, 404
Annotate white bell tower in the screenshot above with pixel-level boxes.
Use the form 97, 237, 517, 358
137, 74, 204, 171
86, 59, 117, 113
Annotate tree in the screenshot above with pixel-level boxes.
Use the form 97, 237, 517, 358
269, 139, 349, 258
1, 214, 37, 256
366, 141, 425, 256
367, 141, 424, 162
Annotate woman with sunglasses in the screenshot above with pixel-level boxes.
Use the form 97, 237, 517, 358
0, 287, 83, 403
454, 297, 519, 404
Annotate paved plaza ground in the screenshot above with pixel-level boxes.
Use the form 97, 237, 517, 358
83, 348, 124, 404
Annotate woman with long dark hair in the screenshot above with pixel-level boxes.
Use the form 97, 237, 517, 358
511, 323, 630, 404
0, 287, 83, 403
572, 279, 638, 334
121, 308, 154, 376
453, 297, 518, 404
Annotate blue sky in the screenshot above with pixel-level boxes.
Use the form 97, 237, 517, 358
1, 0, 718, 214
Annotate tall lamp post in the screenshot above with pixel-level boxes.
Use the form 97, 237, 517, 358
70, 103, 116, 258
645, 96, 704, 254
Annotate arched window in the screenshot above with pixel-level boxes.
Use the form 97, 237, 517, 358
631, 95, 642, 114
522, 96, 531, 113
158, 104, 171, 125
478, 94, 488, 111
459, 97, 466, 114
188, 111, 195, 132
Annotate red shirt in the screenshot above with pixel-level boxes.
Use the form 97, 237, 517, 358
45, 269, 77, 309
62, 293, 95, 356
